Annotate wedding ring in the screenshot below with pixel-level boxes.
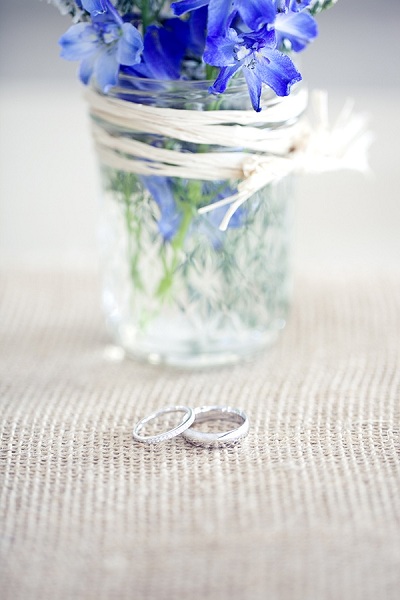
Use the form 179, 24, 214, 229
133, 405, 195, 444
181, 406, 249, 447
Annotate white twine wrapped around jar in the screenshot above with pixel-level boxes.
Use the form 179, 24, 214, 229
87, 87, 372, 231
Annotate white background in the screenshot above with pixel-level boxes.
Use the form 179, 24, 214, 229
1, 0, 400, 271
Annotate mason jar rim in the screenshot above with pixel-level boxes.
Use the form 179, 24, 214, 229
103, 73, 304, 113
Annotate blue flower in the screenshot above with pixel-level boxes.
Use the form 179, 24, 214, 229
122, 11, 207, 85
275, 1, 318, 51
186, 6, 208, 57
204, 28, 301, 111
123, 18, 190, 80
59, 0, 143, 92
171, 0, 276, 37
80, 0, 107, 15
140, 176, 182, 241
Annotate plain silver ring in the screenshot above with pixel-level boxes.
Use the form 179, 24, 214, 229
133, 405, 195, 444
181, 406, 249, 447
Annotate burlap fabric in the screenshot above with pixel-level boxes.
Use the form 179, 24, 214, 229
1, 269, 399, 600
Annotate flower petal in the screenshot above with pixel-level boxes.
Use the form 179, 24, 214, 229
171, 0, 209, 17
81, 0, 107, 16
289, 0, 312, 12
239, 0, 276, 30
94, 49, 119, 92
59, 23, 98, 60
243, 68, 263, 112
141, 176, 182, 241
207, 0, 232, 37
210, 64, 241, 94
187, 6, 207, 56
83, 0, 123, 25
275, 11, 318, 51
256, 49, 302, 96
117, 23, 143, 66
78, 53, 97, 84
204, 31, 239, 67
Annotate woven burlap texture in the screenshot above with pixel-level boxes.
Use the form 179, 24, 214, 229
1, 269, 399, 600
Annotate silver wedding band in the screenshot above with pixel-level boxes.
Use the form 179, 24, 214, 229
132, 405, 195, 444
182, 406, 249, 447
133, 405, 249, 447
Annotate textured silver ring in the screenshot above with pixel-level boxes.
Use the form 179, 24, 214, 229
181, 406, 249, 447
133, 405, 195, 444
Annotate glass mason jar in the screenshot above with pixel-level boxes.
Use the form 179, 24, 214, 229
91, 76, 306, 368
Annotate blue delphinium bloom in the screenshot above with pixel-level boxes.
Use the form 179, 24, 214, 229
170, 0, 318, 111
54, 0, 323, 112
123, 18, 190, 80
275, 1, 318, 51
186, 6, 208, 57
59, 0, 143, 92
140, 176, 182, 241
204, 28, 301, 111
80, 0, 106, 15
122, 11, 207, 86
172, 0, 276, 37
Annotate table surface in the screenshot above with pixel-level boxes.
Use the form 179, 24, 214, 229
1, 268, 399, 600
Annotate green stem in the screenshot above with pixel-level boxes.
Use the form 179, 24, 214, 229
156, 202, 195, 299
141, 0, 150, 32
205, 64, 218, 81
122, 175, 143, 291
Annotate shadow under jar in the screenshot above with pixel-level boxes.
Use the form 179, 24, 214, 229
92, 75, 306, 368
